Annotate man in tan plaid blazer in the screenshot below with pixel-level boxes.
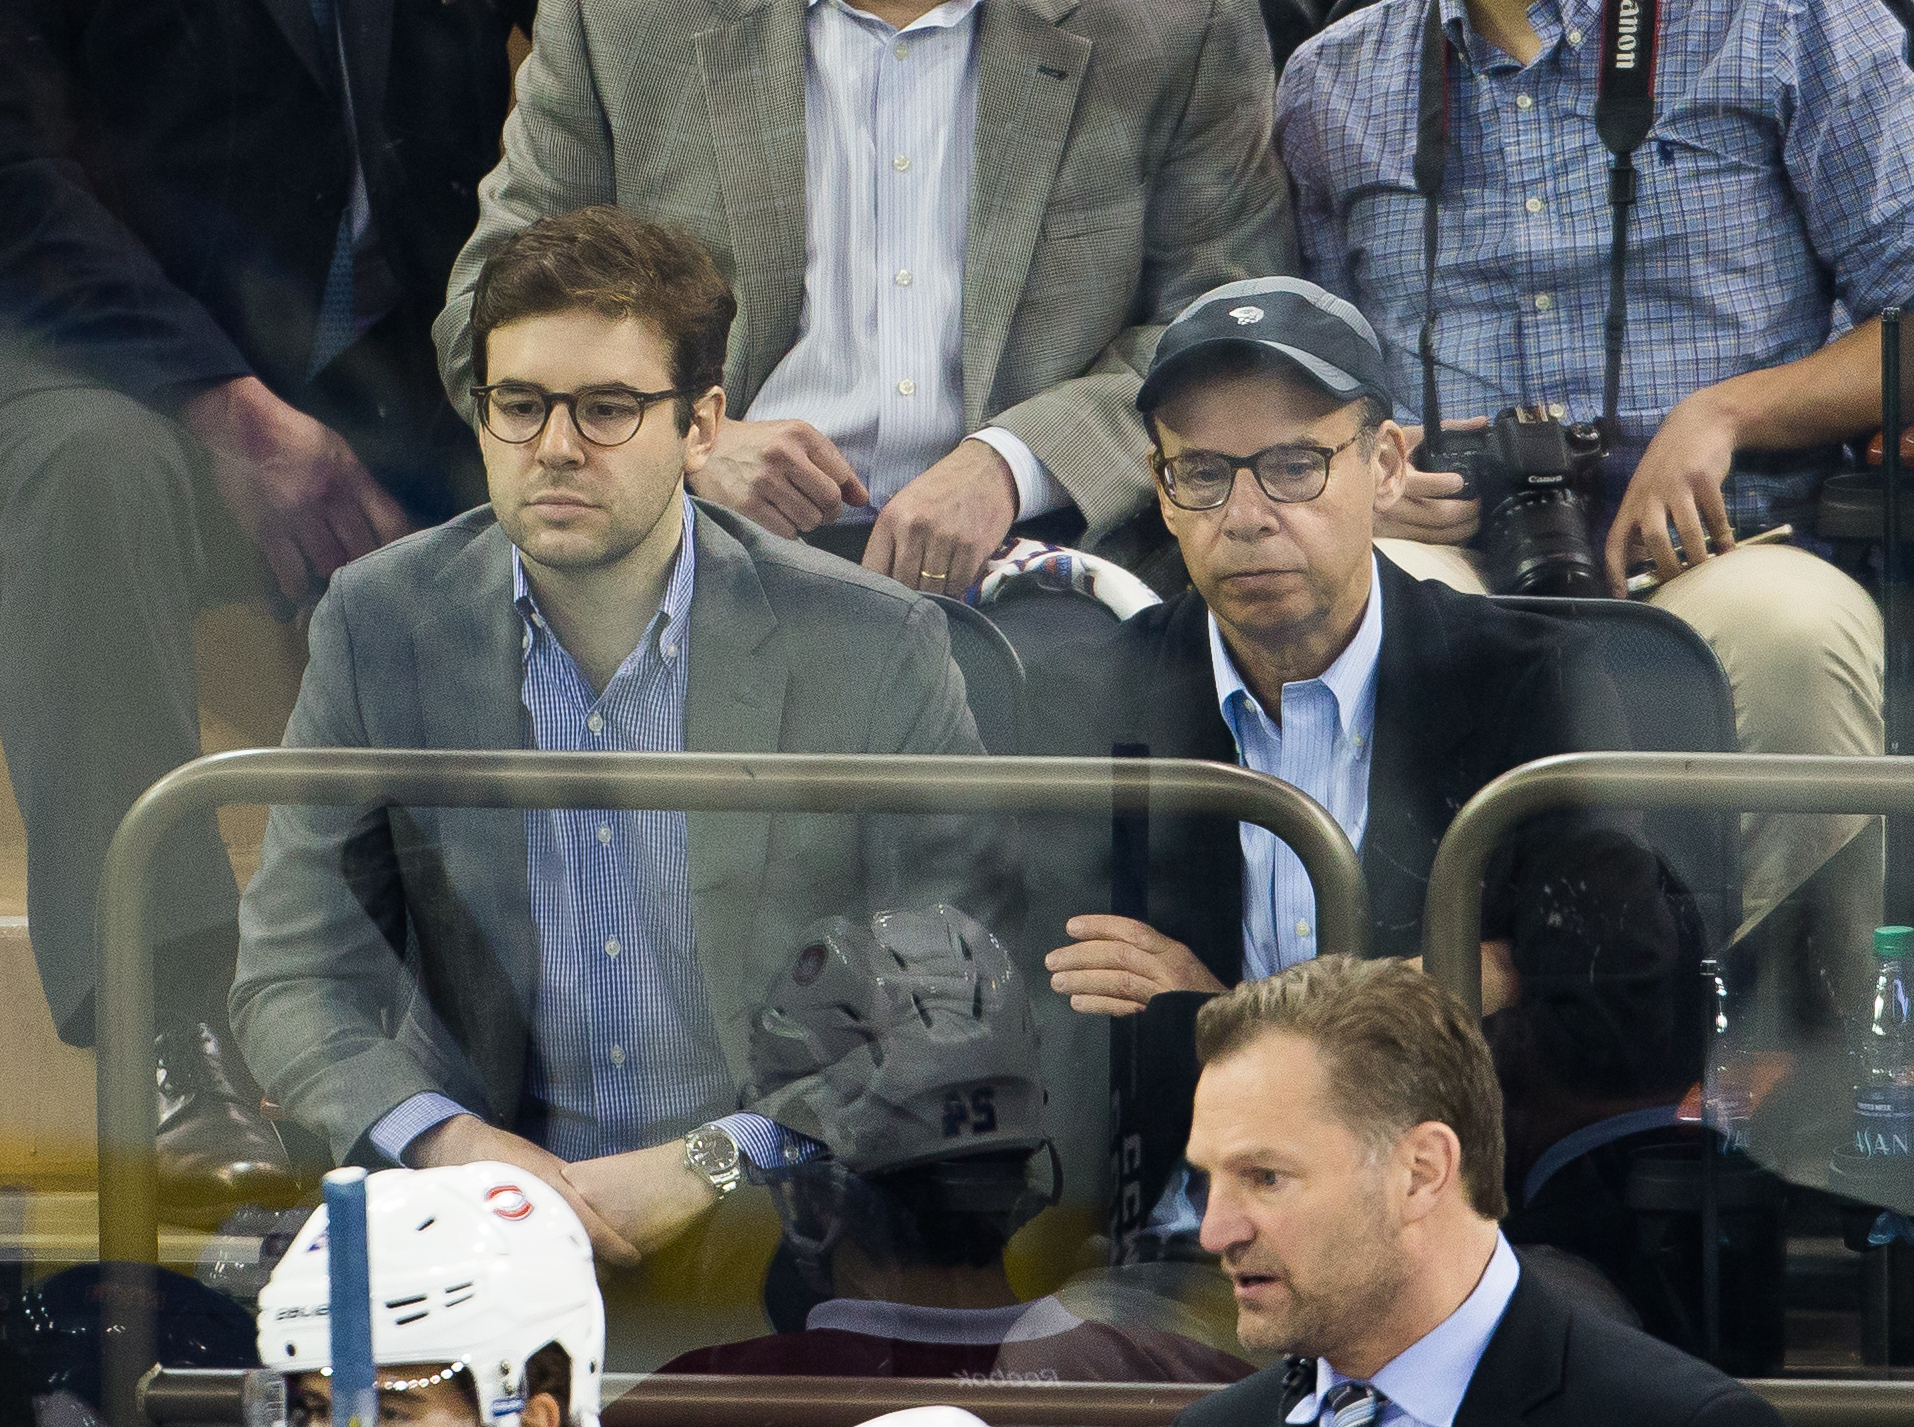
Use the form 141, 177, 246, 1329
434, 0, 1296, 592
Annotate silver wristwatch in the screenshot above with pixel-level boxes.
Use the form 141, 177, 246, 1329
682, 1123, 745, 1197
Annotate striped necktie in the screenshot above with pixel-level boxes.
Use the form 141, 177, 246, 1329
305, 0, 357, 377
1322, 1381, 1385, 1427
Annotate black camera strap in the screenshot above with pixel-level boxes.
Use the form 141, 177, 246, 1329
1414, 0, 1661, 459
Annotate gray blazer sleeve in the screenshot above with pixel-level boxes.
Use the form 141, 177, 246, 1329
985, 0, 1298, 540
229, 585, 467, 1165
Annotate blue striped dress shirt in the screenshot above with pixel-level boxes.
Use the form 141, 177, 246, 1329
1209, 558, 1382, 979
370, 496, 820, 1172
1276, 0, 1914, 533
743, 0, 1070, 521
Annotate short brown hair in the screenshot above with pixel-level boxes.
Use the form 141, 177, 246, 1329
1195, 956, 1507, 1219
470, 206, 737, 434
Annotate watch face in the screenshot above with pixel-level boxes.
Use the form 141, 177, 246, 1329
686, 1127, 740, 1176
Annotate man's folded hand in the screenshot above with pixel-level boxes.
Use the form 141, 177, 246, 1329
562, 1141, 723, 1260
689, 416, 868, 536
406, 1113, 642, 1267
1046, 915, 1227, 1016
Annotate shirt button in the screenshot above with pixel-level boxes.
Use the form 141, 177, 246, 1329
596, 823, 612, 844
521, 631, 532, 652
894, 39, 910, 57
893, 154, 911, 172
895, 268, 914, 287
1516, 93, 1534, 110
530, 612, 545, 629
586, 713, 604, 734
663, 642, 678, 660
1567, 27, 1583, 43
1548, 401, 1567, 419
1296, 920, 1312, 939
606, 937, 621, 958
609, 1044, 626, 1067
897, 378, 916, 396
1534, 293, 1554, 312
1525, 196, 1544, 214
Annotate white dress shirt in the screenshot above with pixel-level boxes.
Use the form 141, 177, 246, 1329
743, 0, 1071, 521
1286, 1232, 1522, 1427
1209, 556, 1382, 979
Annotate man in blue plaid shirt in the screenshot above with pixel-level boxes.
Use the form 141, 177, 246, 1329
1275, 0, 1913, 977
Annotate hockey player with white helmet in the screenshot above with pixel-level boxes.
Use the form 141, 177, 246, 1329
257, 1162, 604, 1426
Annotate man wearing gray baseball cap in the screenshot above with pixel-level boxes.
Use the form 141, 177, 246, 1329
1027, 277, 1640, 1234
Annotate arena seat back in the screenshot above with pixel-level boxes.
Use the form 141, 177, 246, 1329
1493, 594, 1742, 953
926, 595, 1028, 756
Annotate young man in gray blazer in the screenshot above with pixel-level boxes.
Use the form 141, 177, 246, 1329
234, 208, 1010, 1265
433, 0, 1296, 597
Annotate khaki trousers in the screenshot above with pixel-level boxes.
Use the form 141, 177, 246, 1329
1375, 538, 1885, 962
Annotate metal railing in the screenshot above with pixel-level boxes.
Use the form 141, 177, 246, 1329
135, 1369, 1914, 1426
1422, 751, 1906, 1015
95, 747, 1366, 1425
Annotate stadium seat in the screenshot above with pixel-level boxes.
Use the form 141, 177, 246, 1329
1492, 595, 1742, 954
926, 595, 1028, 756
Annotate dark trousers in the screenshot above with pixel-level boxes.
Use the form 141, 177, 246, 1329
0, 384, 246, 1045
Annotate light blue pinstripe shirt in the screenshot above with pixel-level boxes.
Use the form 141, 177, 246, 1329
744, 0, 1070, 521
1209, 558, 1382, 980
370, 496, 819, 1172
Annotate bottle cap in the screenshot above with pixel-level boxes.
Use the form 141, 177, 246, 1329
1878, 926, 1914, 958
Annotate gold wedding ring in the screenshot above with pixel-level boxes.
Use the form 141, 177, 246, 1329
920, 569, 948, 581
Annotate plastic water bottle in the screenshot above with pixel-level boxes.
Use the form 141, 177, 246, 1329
1855, 926, 1914, 1159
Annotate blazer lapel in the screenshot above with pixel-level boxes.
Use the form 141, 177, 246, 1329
698, 0, 811, 406
1454, 1269, 1570, 1425
962, 0, 1091, 427
338, 0, 395, 151
683, 505, 789, 1075
409, 521, 540, 1120
256, 0, 332, 91
1364, 554, 1474, 961
1138, 594, 1244, 986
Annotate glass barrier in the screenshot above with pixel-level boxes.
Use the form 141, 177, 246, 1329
7, 743, 1913, 1427
1423, 752, 1914, 1381
72, 749, 1361, 1424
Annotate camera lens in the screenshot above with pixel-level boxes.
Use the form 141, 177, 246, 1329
1484, 488, 1606, 597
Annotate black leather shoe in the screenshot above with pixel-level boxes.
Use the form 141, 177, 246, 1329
155, 1022, 300, 1226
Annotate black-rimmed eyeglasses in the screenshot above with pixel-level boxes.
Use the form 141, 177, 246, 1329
470, 381, 689, 448
1150, 432, 1364, 510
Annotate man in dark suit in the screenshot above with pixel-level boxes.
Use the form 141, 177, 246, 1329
0, 0, 530, 1205
232, 210, 1012, 1265
1027, 278, 1624, 1228
1179, 955, 1781, 1427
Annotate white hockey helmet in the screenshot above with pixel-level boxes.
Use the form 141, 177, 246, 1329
256, 1163, 604, 1426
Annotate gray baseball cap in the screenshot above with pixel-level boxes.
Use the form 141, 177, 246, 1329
1137, 276, 1393, 414
745, 906, 1047, 1177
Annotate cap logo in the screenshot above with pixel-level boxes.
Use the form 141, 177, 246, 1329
486, 1184, 533, 1221
1227, 305, 1265, 325
793, 943, 829, 987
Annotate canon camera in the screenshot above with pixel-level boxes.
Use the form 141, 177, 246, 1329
1421, 405, 1607, 598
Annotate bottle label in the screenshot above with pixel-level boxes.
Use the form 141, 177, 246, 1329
1855, 1085, 1914, 1157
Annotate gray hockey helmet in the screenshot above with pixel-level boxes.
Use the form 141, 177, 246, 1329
746, 905, 1048, 1178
